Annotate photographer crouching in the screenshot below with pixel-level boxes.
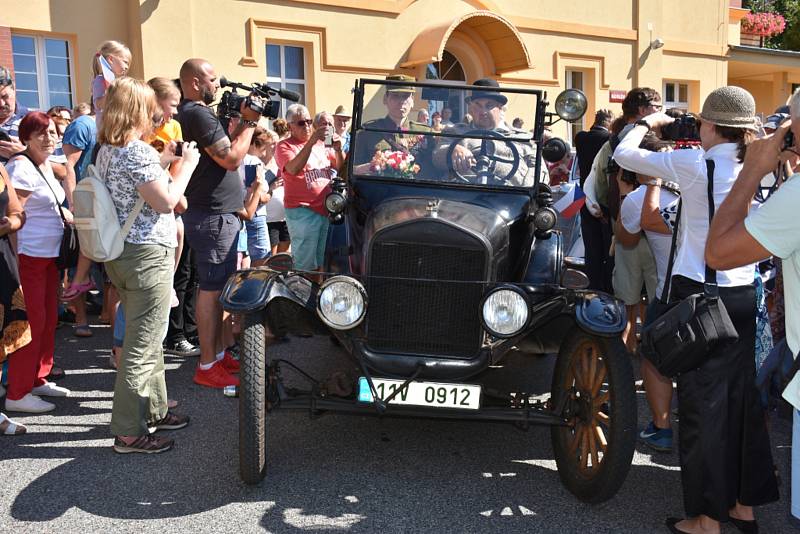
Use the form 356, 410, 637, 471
706, 88, 800, 528
177, 58, 264, 389
614, 86, 779, 533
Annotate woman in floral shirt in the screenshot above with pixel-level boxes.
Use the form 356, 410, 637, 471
96, 77, 199, 454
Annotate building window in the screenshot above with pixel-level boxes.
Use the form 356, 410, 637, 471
12, 34, 74, 110
664, 81, 689, 111
565, 70, 584, 142
265, 43, 306, 109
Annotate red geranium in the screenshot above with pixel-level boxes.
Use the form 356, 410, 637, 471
741, 11, 786, 38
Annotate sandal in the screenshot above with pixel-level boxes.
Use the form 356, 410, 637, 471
61, 280, 96, 301
0, 412, 27, 435
74, 324, 93, 338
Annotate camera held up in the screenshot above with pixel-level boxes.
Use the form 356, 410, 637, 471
660, 114, 700, 142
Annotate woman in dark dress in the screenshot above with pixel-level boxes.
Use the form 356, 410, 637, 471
0, 162, 30, 435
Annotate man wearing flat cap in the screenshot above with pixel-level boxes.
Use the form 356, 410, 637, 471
353, 74, 433, 172
333, 104, 351, 155
433, 78, 544, 187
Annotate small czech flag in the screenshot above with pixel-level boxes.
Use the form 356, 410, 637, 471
553, 182, 586, 218
98, 55, 116, 84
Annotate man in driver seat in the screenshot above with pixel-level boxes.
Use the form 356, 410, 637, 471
433, 78, 546, 187
352, 74, 434, 176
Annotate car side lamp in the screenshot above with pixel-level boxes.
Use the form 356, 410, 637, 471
532, 183, 557, 238
326, 178, 348, 224
544, 88, 588, 127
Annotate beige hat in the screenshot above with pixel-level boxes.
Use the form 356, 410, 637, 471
333, 104, 350, 117
699, 86, 757, 130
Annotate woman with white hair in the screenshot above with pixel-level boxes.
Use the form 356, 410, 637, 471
614, 86, 779, 534
274, 104, 343, 279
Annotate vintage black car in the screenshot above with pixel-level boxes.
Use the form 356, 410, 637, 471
220, 79, 635, 503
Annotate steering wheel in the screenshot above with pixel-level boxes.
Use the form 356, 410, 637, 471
445, 129, 520, 185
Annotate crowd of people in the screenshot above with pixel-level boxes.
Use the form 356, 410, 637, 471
1, 37, 800, 532
575, 84, 800, 532
0, 41, 360, 452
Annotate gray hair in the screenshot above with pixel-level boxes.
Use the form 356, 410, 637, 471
286, 103, 309, 123
314, 111, 332, 127
790, 87, 800, 121
0, 66, 13, 89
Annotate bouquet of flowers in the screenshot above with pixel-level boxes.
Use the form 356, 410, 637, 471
741, 11, 786, 38
369, 150, 420, 178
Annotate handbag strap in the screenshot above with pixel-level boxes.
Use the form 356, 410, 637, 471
13, 152, 69, 226
704, 159, 719, 294
660, 158, 719, 301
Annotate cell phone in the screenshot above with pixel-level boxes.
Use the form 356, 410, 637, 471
174, 142, 183, 157
324, 128, 333, 147
244, 164, 259, 188
264, 169, 278, 186
0, 129, 11, 143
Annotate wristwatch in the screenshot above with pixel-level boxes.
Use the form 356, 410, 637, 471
646, 178, 663, 187
243, 119, 258, 128
634, 119, 651, 131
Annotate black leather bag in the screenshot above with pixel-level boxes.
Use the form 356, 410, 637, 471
17, 152, 80, 269
640, 160, 738, 377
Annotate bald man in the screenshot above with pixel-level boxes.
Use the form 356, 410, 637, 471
176, 58, 263, 389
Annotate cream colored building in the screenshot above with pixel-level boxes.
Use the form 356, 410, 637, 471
2, 0, 798, 139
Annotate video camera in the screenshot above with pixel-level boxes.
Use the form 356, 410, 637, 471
216, 76, 301, 121
660, 114, 700, 142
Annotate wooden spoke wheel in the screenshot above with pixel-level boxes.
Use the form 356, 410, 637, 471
550, 328, 636, 503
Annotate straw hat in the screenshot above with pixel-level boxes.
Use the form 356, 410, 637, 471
333, 104, 350, 118
699, 86, 757, 130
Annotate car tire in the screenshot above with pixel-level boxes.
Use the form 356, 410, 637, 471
550, 328, 636, 503
239, 310, 267, 485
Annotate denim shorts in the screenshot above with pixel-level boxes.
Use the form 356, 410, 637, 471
246, 215, 271, 261
183, 210, 239, 291
284, 207, 329, 271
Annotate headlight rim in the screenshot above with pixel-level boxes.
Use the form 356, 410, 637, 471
316, 275, 368, 330
481, 285, 531, 338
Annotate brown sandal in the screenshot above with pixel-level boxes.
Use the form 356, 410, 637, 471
0, 413, 27, 435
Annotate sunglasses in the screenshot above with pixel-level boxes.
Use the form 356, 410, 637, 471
294, 119, 313, 127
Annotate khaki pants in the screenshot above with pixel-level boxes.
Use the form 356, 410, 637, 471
105, 243, 173, 436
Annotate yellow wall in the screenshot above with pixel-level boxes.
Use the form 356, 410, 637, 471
0, 0, 793, 133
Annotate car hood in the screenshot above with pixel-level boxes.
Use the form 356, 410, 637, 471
363, 197, 511, 256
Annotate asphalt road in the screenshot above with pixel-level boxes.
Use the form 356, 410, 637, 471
0, 317, 796, 534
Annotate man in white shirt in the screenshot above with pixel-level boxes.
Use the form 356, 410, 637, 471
706, 89, 800, 525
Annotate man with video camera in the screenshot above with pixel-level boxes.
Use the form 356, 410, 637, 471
706, 88, 800, 528
177, 58, 264, 389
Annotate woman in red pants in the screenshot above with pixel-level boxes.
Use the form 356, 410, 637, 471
5, 111, 71, 413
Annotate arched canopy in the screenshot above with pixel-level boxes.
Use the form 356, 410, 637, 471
400, 11, 531, 74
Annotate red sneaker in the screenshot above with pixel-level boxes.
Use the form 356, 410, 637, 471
193, 362, 240, 388
220, 351, 241, 374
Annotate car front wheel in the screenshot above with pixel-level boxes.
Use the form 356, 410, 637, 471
239, 310, 267, 484
550, 328, 636, 503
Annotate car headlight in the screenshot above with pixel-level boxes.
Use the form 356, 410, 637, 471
317, 276, 367, 329
482, 287, 529, 337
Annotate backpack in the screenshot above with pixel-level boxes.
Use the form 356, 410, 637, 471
72, 162, 144, 262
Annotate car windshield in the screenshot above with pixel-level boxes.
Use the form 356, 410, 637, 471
349, 80, 544, 189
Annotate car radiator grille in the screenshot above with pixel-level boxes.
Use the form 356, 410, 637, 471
366, 239, 487, 358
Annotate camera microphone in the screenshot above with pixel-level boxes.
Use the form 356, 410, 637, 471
277, 88, 301, 102
219, 76, 249, 91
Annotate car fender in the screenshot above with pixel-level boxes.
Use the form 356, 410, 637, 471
572, 291, 626, 336
520, 231, 562, 285
220, 269, 327, 337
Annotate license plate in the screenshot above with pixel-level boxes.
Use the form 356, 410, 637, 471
357, 377, 481, 410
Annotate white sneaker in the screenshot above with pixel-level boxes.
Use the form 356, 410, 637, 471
31, 381, 70, 397
5, 393, 55, 413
